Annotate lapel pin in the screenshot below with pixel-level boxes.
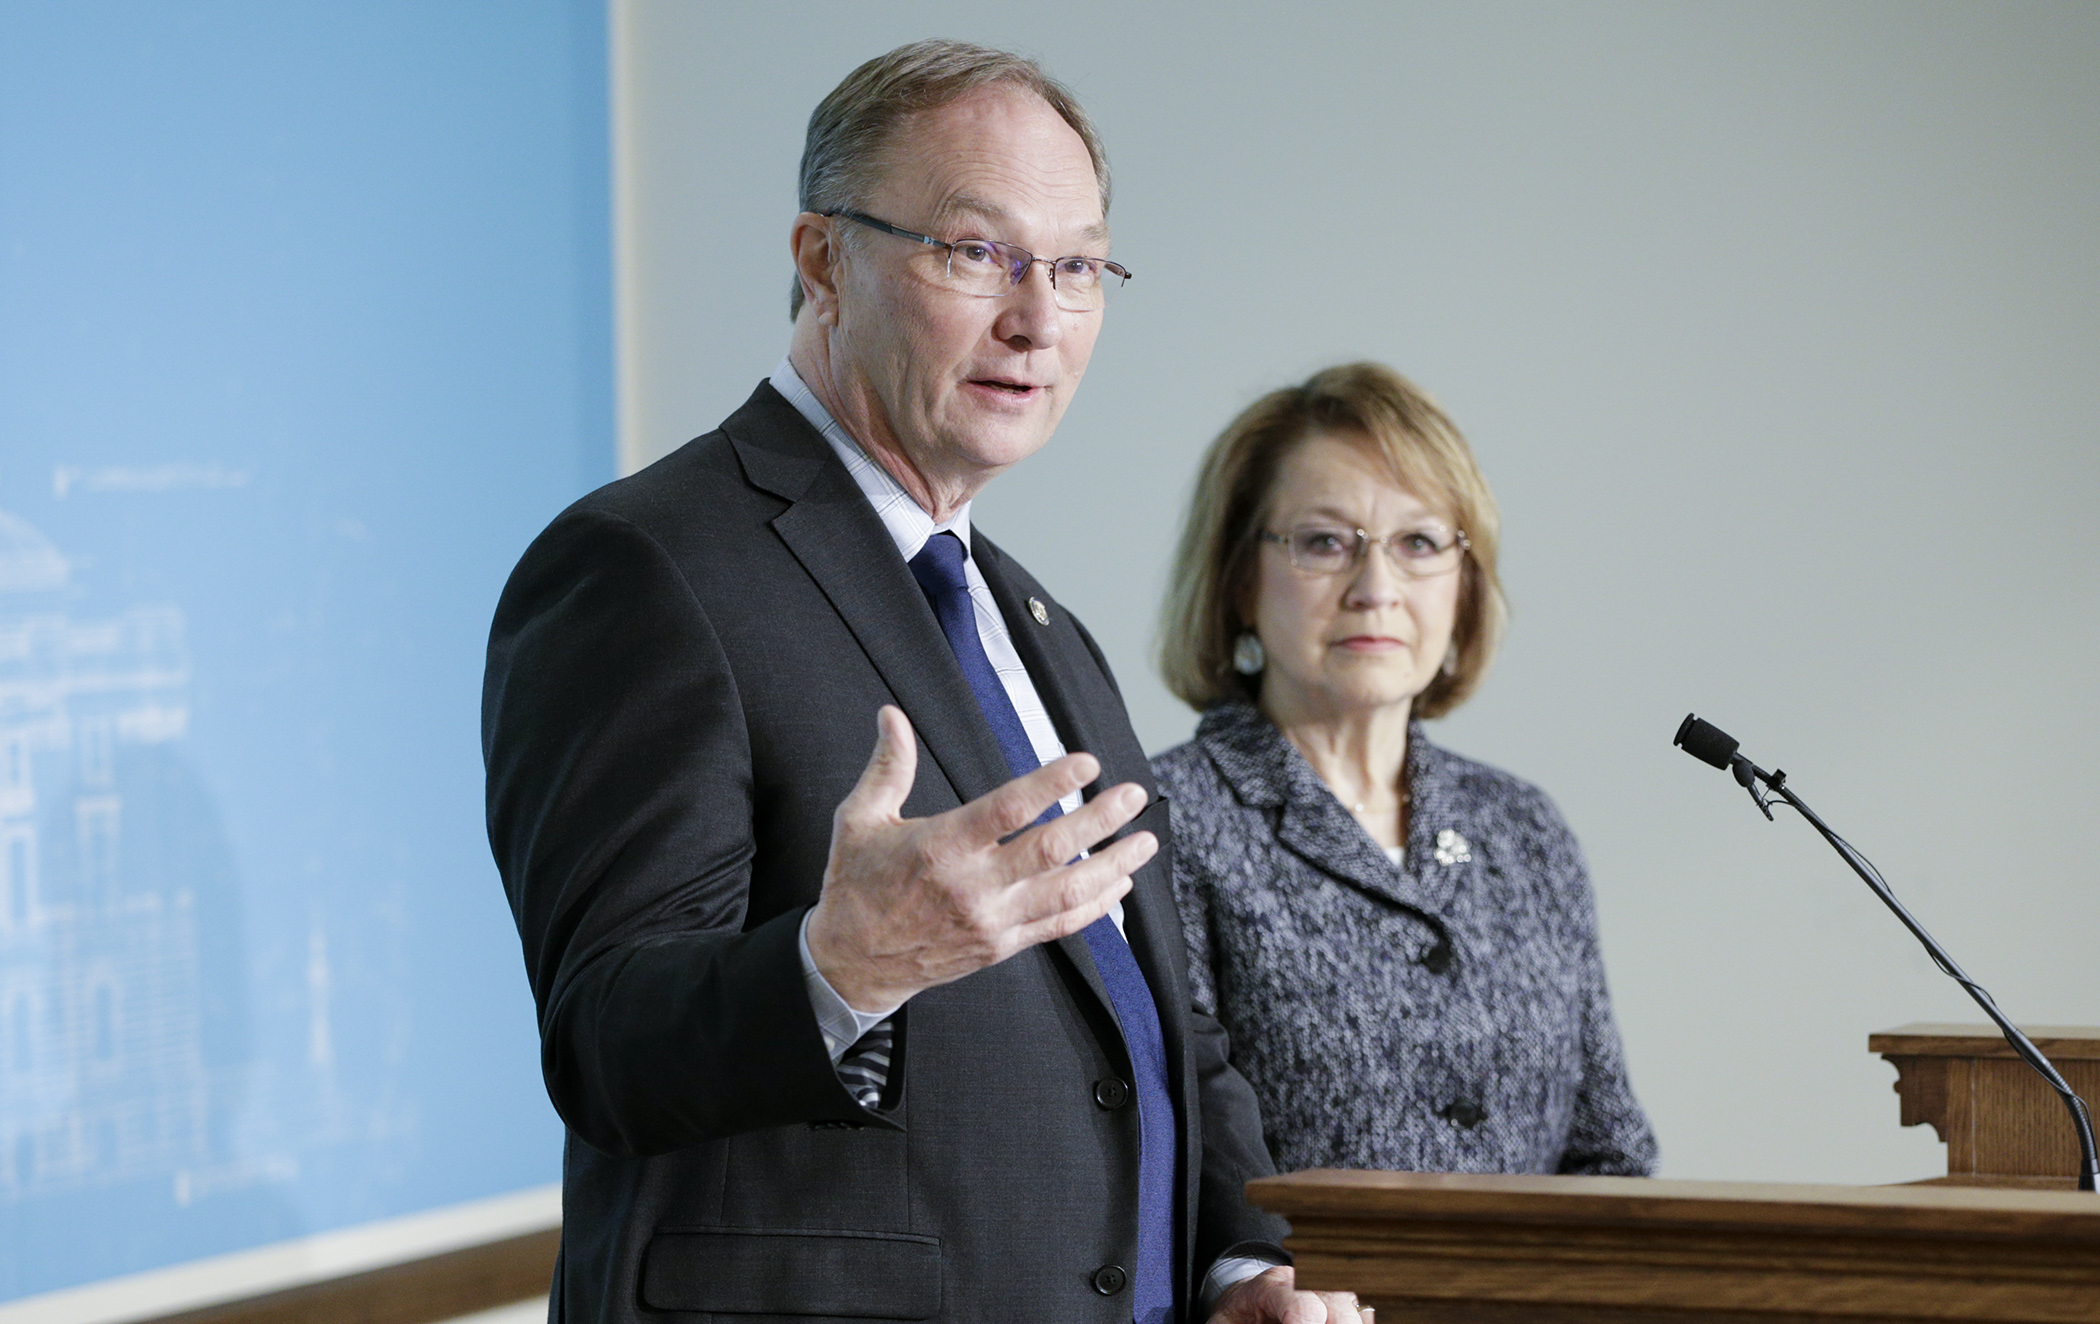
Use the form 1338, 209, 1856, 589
1028, 596, 1049, 626
1433, 828, 1472, 866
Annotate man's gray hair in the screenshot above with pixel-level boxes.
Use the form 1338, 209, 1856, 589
790, 40, 1111, 319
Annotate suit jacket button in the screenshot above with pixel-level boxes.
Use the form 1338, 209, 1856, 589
1091, 1264, 1129, 1296
1439, 1100, 1487, 1129
1093, 1077, 1131, 1110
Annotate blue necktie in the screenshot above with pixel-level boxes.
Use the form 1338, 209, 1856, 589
907, 531, 1177, 1324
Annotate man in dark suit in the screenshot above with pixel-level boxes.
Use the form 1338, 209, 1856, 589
483, 40, 1364, 1324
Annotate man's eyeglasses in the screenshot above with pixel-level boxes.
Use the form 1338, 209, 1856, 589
826, 210, 1131, 312
1259, 524, 1470, 579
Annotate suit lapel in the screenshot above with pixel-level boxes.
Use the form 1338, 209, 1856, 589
722, 390, 1011, 808
726, 388, 1184, 1100
975, 539, 1191, 1084
980, 546, 1205, 1287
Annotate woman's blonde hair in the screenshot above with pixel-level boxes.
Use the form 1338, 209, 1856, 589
1158, 361, 1507, 719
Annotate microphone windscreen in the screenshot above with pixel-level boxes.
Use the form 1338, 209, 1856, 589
1675, 714, 1739, 769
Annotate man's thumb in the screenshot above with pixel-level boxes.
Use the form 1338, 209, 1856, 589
849, 704, 916, 817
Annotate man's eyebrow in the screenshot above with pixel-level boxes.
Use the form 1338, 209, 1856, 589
931, 194, 1111, 250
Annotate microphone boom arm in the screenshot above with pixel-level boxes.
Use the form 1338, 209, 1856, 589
1677, 715, 2100, 1193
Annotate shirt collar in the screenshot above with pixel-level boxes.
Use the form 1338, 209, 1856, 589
771, 356, 971, 561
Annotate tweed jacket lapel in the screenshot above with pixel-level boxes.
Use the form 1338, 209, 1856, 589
719, 384, 1012, 808
1395, 727, 1472, 916
1195, 700, 1468, 916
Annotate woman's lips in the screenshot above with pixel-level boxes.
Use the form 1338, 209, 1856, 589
1335, 635, 1408, 652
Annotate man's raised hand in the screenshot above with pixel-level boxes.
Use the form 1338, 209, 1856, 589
804, 705, 1157, 1013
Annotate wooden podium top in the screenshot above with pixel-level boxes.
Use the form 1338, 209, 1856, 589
1251, 1167, 2100, 1238
1248, 1170, 2100, 1322
1869, 1024, 2100, 1060
1870, 1023, 2100, 1182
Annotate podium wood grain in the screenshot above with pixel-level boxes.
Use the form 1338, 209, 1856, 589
1871, 1024, 2100, 1185
1248, 1170, 2100, 1322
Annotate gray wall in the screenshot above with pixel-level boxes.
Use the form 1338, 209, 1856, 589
613, 1, 2100, 1186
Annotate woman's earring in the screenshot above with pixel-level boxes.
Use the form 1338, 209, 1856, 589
1232, 632, 1266, 676
1440, 643, 1460, 677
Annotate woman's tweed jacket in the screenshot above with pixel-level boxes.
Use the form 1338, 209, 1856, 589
1152, 701, 1657, 1176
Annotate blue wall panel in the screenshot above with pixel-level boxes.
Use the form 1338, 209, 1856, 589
0, 1, 606, 1298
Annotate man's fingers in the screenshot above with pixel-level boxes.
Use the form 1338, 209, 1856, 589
1279, 1290, 1331, 1324
1047, 780, 1148, 857
1002, 830, 1156, 938
977, 778, 1149, 882
844, 705, 917, 821
960, 750, 1101, 840
1297, 1292, 1365, 1324
1006, 870, 1134, 951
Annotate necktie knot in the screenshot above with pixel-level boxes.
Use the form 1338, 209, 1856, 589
908, 529, 970, 598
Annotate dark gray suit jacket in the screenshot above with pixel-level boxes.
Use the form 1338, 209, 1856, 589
483, 383, 1285, 1322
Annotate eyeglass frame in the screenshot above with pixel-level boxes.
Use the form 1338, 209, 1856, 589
1258, 524, 1472, 578
823, 209, 1131, 307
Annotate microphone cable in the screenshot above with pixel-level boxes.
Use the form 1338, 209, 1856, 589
1675, 713, 2100, 1193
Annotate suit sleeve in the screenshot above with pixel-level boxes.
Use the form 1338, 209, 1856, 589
482, 508, 880, 1157
1066, 610, 1292, 1271
1154, 759, 1293, 1271
1188, 958, 1294, 1269
1535, 799, 1659, 1177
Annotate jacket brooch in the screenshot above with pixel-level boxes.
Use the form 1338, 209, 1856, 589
1433, 828, 1472, 866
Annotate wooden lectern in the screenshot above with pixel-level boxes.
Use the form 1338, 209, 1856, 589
1248, 1170, 2100, 1323
1247, 1024, 2100, 1322
1871, 1024, 2100, 1189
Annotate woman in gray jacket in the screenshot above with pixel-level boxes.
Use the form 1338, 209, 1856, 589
1152, 362, 1656, 1177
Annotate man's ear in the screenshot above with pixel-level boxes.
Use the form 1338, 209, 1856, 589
789, 211, 844, 326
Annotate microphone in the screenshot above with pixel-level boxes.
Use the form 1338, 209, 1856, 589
1674, 713, 2100, 1193
1672, 715, 1737, 769
1672, 714, 1770, 815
